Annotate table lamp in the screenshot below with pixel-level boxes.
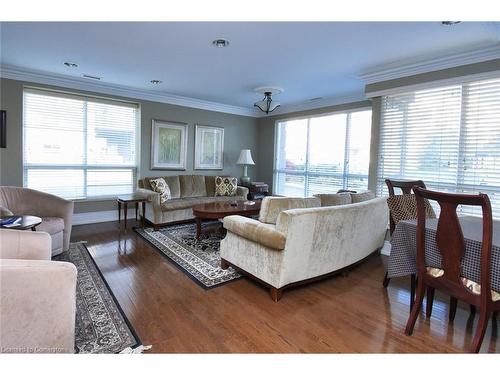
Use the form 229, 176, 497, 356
236, 149, 255, 185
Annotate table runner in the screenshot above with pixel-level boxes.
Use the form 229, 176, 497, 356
388, 216, 500, 292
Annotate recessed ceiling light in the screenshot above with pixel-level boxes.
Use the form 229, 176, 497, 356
81, 74, 101, 81
64, 62, 78, 68
150, 80, 163, 84
212, 38, 229, 48
441, 21, 461, 26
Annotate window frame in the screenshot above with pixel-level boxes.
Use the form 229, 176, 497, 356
22, 86, 141, 202
272, 106, 372, 196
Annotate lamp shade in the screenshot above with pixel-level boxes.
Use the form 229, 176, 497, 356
236, 149, 255, 165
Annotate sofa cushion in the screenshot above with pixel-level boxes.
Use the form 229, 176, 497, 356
179, 175, 207, 198
351, 190, 375, 203
223, 215, 286, 250
149, 178, 171, 204
314, 193, 352, 207
259, 196, 321, 224
0, 205, 13, 216
387, 194, 436, 225
205, 176, 216, 197
161, 197, 213, 211
38, 217, 64, 235
215, 176, 238, 197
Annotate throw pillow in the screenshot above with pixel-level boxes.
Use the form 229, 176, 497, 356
387, 194, 436, 226
215, 176, 238, 197
149, 177, 171, 204
0, 205, 13, 216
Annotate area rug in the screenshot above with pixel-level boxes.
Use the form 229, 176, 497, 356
135, 222, 242, 288
53, 242, 144, 354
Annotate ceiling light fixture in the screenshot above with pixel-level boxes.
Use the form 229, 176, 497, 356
254, 87, 283, 114
64, 62, 78, 68
212, 38, 229, 48
150, 80, 163, 84
441, 21, 461, 26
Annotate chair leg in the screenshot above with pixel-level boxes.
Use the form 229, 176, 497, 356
470, 304, 476, 316
405, 278, 425, 336
470, 311, 491, 353
220, 258, 229, 270
383, 272, 391, 288
269, 287, 283, 302
449, 297, 458, 322
410, 274, 417, 311
426, 286, 435, 318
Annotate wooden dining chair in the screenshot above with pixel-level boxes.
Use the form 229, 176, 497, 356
383, 179, 427, 299
406, 187, 500, 353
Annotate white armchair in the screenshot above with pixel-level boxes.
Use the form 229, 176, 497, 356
220, 196, 388, 301
0, 229, 77, 353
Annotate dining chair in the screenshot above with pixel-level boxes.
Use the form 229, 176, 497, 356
406, 187, 500, 353
383, 179, 427, 302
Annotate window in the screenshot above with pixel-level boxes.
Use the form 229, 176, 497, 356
274, 109, 372, 197
23, 88, 139, 200
377, 76, 500, 218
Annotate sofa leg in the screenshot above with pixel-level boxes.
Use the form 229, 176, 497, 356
270, 287, 283, 302
220, 258, 229, 270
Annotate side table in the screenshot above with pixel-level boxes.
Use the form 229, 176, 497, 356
116, 194, 147, 230
245, 183, 270, 201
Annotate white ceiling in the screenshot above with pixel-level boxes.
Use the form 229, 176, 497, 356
1, 22, 500, 114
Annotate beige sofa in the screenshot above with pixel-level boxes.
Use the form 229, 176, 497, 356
220, 193, 388, 301
137, 175, 249, 228
0, 229, 77, 353
0, 187, 74, 256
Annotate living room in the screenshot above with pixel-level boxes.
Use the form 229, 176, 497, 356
1, 0, 500, 371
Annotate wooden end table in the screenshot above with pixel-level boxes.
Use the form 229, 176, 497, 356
192, 200, 261, 240
117, 194, 147, 229
0, 215, 42, 231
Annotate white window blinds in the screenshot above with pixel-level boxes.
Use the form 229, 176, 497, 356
274, 109, 372, 197
23, 88, 139, 200
377, 76, 500, 218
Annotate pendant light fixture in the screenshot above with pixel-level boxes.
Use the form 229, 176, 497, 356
254, 87, 283, 114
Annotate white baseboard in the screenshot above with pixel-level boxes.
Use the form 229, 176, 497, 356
380, 240, 392, 256
73, 209, 136, 226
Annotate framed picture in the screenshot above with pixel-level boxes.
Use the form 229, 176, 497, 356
194, 124, 224, 170
151, 119, 188, 170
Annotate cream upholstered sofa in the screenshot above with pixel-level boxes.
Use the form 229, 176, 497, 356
0, 229, 77, 353
137, 175, 249, 228
220, 193, 388, 301
0, 186, 74, 256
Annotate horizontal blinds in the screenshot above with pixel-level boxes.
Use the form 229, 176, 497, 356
23, 89, 139, 200
275, 109, 372, 196
377, 77, 500, 218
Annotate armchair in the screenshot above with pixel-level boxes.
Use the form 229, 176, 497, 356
0, 229, 77, 353
0, 186, 74, 255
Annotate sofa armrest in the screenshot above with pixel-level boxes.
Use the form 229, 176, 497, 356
223, 215, 286, 250
136, 188, 161, 206
0, 259, 77, 353
236, 186, 249, 198
0, 229, 52, 260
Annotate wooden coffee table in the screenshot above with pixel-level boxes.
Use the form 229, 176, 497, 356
192, 200, 261, 239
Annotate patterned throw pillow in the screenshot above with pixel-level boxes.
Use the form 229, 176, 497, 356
0, 205, 13, 216
387, 194, 436, 225
149, 177, 171, 204
215, 176, 238, 197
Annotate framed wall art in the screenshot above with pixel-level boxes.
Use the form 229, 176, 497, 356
194, 124, 224, 170
151, 119, 188, 170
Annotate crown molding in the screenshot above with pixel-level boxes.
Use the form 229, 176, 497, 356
256, 92, 368, 117
360, 44, 500, 85
0, 64, 259, 117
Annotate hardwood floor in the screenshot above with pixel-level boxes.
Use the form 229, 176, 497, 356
71, 220, 499, 353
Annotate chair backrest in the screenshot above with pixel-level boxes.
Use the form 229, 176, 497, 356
413, 187, 493, 304
385, 179, 426, 233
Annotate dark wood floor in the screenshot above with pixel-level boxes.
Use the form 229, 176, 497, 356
71, 220, 499, 353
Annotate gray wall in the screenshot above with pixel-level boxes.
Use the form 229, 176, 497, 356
0, 78, 259, 213
256, 100, 373, 192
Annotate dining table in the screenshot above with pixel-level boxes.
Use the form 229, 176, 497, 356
388, 215, 500, 293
